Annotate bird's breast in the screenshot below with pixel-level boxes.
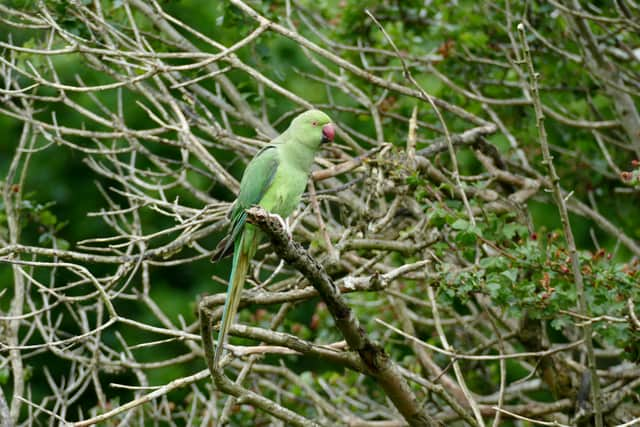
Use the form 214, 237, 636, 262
259, 165, 308, 218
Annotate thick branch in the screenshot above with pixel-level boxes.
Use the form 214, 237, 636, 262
244, 206, 439, 427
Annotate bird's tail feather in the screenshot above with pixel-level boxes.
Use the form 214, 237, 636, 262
213, 234, 251, 367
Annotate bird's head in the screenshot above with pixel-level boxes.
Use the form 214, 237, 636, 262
289, 109, 335, 149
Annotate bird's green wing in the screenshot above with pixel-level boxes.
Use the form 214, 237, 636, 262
234, 145, 280, 214
212, 146, 279, 261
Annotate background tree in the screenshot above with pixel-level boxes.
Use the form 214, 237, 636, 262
1, 0, 639, 426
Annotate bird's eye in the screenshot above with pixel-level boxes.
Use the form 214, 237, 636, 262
312, 121, 318, 126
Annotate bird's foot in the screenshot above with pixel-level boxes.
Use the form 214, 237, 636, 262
247, 206, 293, 241
276, 214, 293, 241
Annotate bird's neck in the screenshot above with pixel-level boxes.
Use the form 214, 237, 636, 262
280, 136, 317, 174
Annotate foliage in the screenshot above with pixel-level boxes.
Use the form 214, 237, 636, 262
1, 0, 639, 426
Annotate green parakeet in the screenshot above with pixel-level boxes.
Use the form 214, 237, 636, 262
212, 109, 335, 366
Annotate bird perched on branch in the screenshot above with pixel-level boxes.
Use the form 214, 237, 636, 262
211, 109, 335, 367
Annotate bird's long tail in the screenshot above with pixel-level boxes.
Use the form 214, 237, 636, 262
213, 232, 251, 367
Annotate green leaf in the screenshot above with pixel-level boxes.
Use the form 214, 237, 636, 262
501, 269, 518, 283
39, 210, 57, 227
456, 230, 478, 245
487, 282, 501, 297
451, 219, 469, 230
480, 256, 507, 270
0, 367, 8, 385
503, 223, 525, 240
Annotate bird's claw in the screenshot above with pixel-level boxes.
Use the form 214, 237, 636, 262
249, 206, 293, 241
276, 214, 293, 241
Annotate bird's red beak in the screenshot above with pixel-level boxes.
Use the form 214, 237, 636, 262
322, 123, 335, 143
